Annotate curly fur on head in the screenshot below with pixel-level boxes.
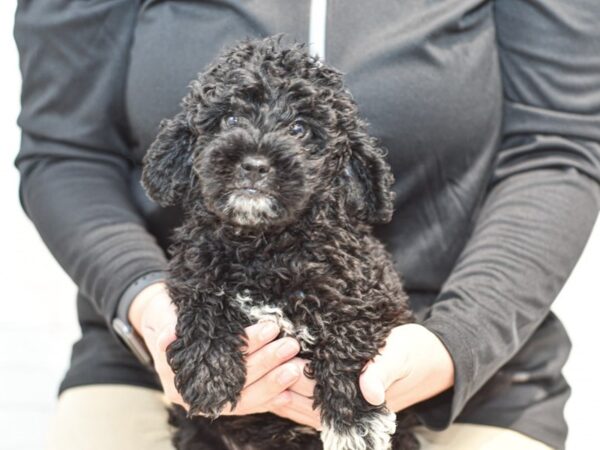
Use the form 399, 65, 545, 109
142, 35, 418, 450
142, 35, 394, 228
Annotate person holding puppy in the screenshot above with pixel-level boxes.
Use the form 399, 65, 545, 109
14, 0, 600, 449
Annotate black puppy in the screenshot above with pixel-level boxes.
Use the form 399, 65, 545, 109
142, 36, 418, 450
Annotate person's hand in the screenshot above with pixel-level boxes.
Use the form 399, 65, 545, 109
358, 323, 455, 412
270, 323, 455, 429
128, 282, 303, 415
269, 358, 322, 430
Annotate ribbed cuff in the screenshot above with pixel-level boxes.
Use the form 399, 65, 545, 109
110, 270, 167, 366
414, 314, 476, 429
115, 270, 169, 323
97, 246, 168, 327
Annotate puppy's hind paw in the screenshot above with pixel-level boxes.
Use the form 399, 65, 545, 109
321, 410, 397, 450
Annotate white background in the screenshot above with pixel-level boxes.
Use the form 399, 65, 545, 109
1, 2, 599, 449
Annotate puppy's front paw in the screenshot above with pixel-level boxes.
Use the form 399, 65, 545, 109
167, 336, 246, 418
321, 410, 397, 450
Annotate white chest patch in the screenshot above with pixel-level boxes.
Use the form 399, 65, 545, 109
234, 293, 316, 351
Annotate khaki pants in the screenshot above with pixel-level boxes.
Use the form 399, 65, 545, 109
47, 385, 553, 450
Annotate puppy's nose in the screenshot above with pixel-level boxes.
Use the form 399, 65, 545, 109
240, 155, 271, 180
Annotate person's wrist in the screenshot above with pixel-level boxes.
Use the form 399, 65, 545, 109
129, 281, 169, 336
389, 324, 454, 414
394, 323, 455, 408
412, 323, 455, 391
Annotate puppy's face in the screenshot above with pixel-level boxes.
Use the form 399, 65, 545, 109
194, 99, 332, 228
143, 37, 394, 229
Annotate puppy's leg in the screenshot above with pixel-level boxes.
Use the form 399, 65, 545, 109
167, 298, 248, 418
319, 388, 396, 450
310, 334, 400, 450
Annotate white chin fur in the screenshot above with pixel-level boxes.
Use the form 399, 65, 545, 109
321, 410, 397, 450
224, 192, 278, 226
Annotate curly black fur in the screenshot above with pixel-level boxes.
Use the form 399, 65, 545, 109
143, 35, 418, 450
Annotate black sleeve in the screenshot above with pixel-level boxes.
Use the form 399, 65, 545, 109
417, 0, 600, 427
14, 0, 168, 326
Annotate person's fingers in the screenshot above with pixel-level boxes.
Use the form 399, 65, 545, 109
287, 358, 316, 398
271, 405, 321, 430
244, 337, 300, 387
242, 321, 280, 355
270, 391, 322, 430
155, 321, 280, 404
233, 362, 301, 414
277, 390, 318, 417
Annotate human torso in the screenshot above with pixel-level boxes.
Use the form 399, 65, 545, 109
118, 2, 568, 447
126, 0, 502, 312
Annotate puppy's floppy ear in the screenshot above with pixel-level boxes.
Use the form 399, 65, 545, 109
142, 112, 196, 206
343, 131, 395, 224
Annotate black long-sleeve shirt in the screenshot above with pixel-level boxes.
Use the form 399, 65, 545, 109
14, 1, 600, 448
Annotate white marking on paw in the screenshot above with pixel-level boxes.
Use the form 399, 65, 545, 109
234, 293, 316, 351
321, 411, 396, 450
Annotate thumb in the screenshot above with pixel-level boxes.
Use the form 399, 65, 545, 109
140, 292, 177, 351
359, 362, 387, 405
359, 327, 413, 405
157, 320, 177, 352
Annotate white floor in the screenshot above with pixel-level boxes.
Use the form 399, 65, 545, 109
1, 2, 599, 449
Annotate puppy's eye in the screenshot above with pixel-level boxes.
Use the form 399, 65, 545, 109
225, 116, 239, 127
289, 120, 307, 138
